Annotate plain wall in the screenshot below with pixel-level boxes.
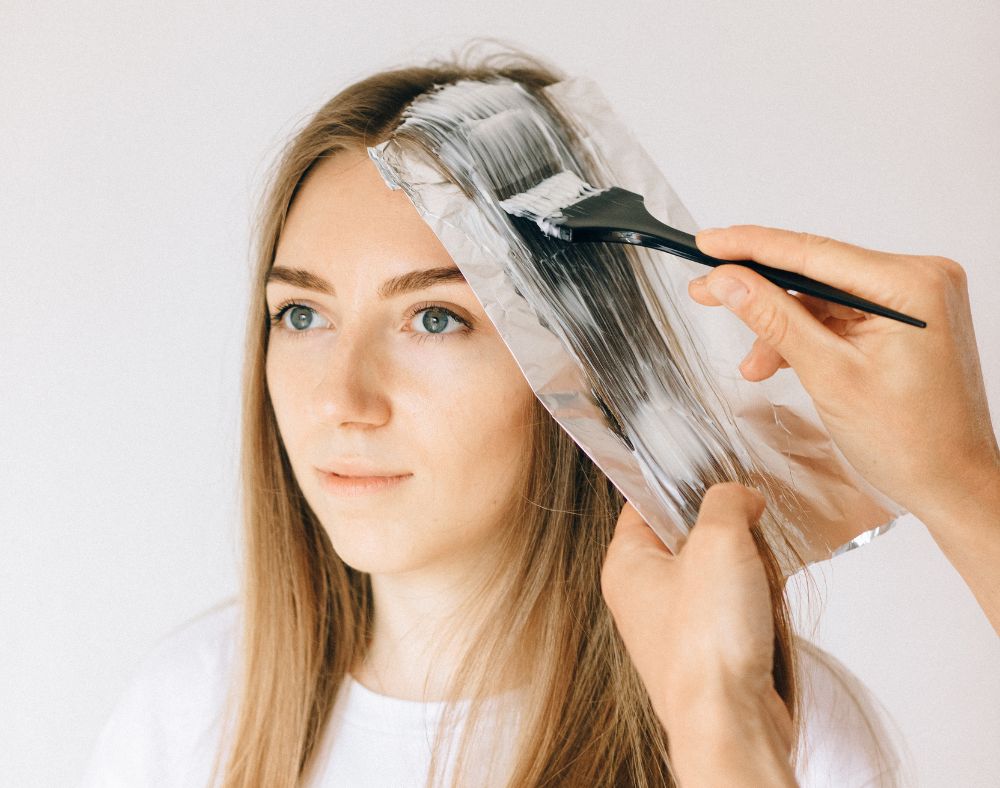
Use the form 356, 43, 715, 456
2, 2, 997, 786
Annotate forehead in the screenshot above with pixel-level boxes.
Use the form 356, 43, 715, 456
274, 149, 456, 273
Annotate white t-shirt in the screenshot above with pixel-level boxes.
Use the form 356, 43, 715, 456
77, 600, 899, 787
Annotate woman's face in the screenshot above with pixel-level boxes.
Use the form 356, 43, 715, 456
265, 149, 535, 576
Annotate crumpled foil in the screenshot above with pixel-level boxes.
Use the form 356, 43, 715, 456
367, 75, 904, 573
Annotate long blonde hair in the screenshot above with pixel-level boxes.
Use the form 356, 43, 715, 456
215, 40, 804, 787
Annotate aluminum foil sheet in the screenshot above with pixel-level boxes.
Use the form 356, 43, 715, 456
367, 75, 904, 573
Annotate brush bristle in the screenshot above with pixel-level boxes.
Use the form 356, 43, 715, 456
399, 86, 608, 241
498, 171, 608, 238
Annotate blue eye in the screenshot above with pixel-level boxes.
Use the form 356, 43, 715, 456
410, 306, 469, 337
269, 303, 329, 332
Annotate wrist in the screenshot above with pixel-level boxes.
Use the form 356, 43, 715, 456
908, 468, 1000, 534
902, 468, 1000, 633
660, 682, 796, 788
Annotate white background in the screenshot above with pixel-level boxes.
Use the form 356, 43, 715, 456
2, 2, 997, 786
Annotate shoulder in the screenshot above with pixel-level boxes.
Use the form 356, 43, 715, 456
143, 597, 241, 687
116, 597, 241, 726
78, 598, 241, 787
792, 637, 905, 788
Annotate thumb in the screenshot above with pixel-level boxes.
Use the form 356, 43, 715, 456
687, 483, 770, 580
702, 264, 843, 373
694, 482, 767, 535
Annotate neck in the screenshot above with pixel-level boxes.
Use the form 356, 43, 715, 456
351, 552, 500, 702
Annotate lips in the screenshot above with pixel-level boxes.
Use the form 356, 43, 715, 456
318, 468, 412, 498
320, 459, 411, 478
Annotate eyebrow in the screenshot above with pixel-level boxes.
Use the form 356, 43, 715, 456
265, 264, 467, 299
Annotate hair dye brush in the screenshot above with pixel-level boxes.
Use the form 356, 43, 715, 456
499, 172, 926, 328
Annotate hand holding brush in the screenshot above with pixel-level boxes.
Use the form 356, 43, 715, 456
687, 223, 1000, 633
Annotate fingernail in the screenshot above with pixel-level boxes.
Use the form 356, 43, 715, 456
690, 275, 707, 287
698, 227, 724, 238
707, 276, 748, 309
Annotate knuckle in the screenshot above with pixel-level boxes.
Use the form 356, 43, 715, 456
748, 297, 790, 347
917, 255, 965, 289
796, 231, 833, 275
934, 255, 967, 287
800, 231, 833, 250
726, 225, 765, 253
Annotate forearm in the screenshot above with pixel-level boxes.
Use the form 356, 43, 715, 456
660, 687, 797, 788
910, 471, 1000, 635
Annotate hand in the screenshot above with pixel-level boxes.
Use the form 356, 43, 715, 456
601, 482, 795, 785
689, 225, 1000, 523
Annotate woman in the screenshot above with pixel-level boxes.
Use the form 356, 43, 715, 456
80, 49, 902, 786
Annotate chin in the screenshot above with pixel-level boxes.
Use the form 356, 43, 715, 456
334, 548, 423, 575
321, 517, 434, 575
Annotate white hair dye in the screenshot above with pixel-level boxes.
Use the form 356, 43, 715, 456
499, 170, 608, 240
368, 75, 905, 570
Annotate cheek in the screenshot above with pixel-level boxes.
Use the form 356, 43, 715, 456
408, 336, 531, 424
264, 348, 312, 458
402, 342, 534, 500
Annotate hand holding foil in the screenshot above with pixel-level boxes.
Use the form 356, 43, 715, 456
602, 482, 797, 786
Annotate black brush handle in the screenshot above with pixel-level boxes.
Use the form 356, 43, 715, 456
604, 227, 927, 328
561, 189, 926, 328
620, 226, 926, 328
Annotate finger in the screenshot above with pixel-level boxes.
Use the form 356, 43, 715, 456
822, 316, 854, 335
603, 501, 675, 606
740, 337, 787, 381
694, 482, 767, 534
796, 292, 865, 322
794, 293, 865, 337
694, 224, 898, 300
700, 262, 849, 372
610, 501, 674, 556
690, 279, 864, 325
690, 277, 804, 375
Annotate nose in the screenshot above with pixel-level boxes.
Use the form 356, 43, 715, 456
311, 323, 392, 429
